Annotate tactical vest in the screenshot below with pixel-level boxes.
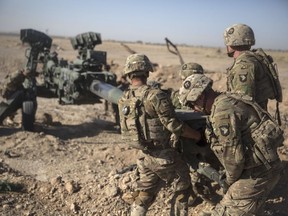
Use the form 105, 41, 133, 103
118, 86, 171, 150
228, 94, 284, 170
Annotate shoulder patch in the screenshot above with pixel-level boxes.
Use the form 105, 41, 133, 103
239, 74, 247, 82
184, 80, 191, 89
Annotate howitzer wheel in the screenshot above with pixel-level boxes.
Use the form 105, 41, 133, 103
22, 101, 37, 131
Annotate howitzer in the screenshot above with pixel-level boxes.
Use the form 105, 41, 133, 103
16, 29, 122, 126
40, 31, 119, 105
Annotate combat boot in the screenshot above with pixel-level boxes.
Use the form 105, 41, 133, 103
130, 203, 147, 216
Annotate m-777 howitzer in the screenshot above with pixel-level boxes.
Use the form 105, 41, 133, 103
40, 31, 121, 105
18, 29, 122, 127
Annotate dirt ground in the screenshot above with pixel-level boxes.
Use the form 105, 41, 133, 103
1, 33, 288, 216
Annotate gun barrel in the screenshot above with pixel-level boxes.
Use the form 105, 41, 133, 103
90, 80, 123, 104
175, 109, 207, 121
89, 81, 208, 124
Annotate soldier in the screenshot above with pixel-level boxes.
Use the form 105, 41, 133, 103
0, 66, 37, 131
118, 54, 201, 216
179, 62, 204, 80
170, 62, 221, 205
170, 62, 204, 109
224, 23, 282, 114
179, 74, 284, 215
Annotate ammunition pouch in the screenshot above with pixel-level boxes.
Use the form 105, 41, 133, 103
227, 94, 284, 170
146, 118, 170, 146
243, 117, 284, 169
118, 88, 142, 149
250, 118, 283, 167
119, 87, 172, 151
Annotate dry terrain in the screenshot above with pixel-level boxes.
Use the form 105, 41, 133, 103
0, 33, 288, 216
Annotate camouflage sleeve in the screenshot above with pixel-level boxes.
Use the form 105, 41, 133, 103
170, 89, 182, 109
228, 60, 256, 98
210, 104, 245, 185
147, 89, 183, 136
1, 70, 25, 98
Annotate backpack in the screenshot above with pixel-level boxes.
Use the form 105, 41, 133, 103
118, 87, 149, 150
227, 93, 284, 169
251, 48, 283, 125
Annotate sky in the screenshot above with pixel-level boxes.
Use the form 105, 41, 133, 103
0, 0, 288, 50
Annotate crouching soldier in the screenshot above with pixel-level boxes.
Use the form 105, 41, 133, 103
118, 54, 202, 216
179, 73, 284, 215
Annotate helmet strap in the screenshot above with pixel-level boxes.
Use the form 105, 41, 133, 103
226, 46, 235, 58
201, 91, 209, 114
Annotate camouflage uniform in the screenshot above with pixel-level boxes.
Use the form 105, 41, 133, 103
208, 93, 283, 215
171, 62, 204, 109
179, 74, 284, 215
170, 89, 182, 109
226, 50, 273, 110
176, 63, 222, 205
1, 70, 27, 99
0, 67, 37, 130
119, 54, 192, 216
224, 24, 280, 111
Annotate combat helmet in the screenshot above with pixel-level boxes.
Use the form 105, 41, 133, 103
179, 62, 204, 80
224, 24, 255, 46
179, 74, 213, 106
124, 54, 154, 77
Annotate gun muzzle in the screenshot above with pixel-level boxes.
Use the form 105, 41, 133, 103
90, 80, 123, 104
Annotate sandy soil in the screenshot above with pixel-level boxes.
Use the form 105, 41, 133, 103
1, 33, 288, 216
